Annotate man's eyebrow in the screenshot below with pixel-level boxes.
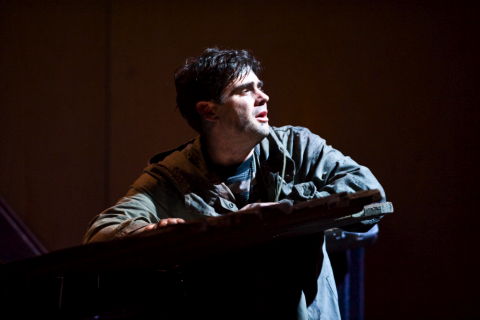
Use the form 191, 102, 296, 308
231, 80, 264, 93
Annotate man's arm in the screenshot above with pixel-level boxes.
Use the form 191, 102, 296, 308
312, 143, 386, 201
285, 127, 385, 202
309, 133, 386, 230
281, 127, 386, 230
83, 192, 161, 243
84, 164, 192, 244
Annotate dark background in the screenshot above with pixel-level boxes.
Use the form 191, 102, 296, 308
1, 1, 478, 319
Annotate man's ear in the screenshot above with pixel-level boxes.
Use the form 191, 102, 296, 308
195, 101, 218, 122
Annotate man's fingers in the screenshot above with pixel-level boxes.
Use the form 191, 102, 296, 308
157, 218, 186, 227
158, 220, 168, 227
165, 218, 185, 224
239, 202, 278, 211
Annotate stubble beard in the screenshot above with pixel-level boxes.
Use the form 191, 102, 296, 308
228, 113, 270, 147
256, 122, 270, 138
246, 120, 269, 143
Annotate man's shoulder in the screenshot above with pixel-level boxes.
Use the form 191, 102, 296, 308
259, 125, 326, 161
270, 125, 312, 134
148, 138, 197, 165
269, 125, 323, 143
136, 137, 207, 196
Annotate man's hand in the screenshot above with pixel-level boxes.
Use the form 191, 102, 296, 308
131, 218, 186, 235
238, 202, 278, 212
149, 218, 186, 229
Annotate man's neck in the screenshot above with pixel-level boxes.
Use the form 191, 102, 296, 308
202, 132, 257, 167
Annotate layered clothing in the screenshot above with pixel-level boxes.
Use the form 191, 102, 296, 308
84, 125, 385, 319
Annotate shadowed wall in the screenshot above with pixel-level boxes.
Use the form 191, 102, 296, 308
1, 1, 478, 319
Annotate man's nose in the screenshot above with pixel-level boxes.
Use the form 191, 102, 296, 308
255, 89, 269, 106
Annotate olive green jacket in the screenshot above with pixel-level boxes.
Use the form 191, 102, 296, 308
84, 125, 385, 319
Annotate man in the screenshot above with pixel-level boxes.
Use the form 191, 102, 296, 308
84, 48, 385, 319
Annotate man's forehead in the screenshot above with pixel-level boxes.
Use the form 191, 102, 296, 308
228, 70, 261, 88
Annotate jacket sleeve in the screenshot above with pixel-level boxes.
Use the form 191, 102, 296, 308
82, 168, 182, 244
292, 127, 386, 201
282, 127, 386, 232
82, 192, 161, 244
286, 128, 387, 232
299, 128, 386, 230
312, 142, 385, 201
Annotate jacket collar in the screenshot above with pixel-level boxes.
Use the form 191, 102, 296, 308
151, 126, 296, 198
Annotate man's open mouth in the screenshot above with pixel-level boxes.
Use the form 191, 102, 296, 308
256, 111, 269, 122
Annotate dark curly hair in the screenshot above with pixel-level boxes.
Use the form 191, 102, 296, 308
174, 48, 262, 133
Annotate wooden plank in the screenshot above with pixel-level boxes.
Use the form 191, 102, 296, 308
2, 190, 391, 277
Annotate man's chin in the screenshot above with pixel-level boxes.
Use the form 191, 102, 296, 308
255, 123, 270, 138
241, 122, 270, 140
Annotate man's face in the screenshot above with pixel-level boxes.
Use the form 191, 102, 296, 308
214, 70, 270, 141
